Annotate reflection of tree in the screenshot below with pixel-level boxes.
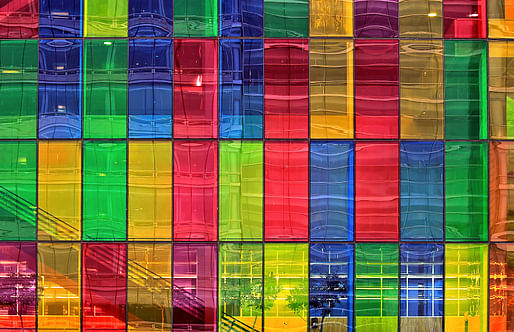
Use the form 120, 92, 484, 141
240, 271, 280, 330
308, 274, 347, 332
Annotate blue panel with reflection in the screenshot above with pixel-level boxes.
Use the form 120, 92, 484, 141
40, 0, 82, 37
38, 39, 82, 139
220, 0, 263, 36
129, 0, 173, 37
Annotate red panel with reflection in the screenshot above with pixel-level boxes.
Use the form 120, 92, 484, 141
264, 39, 309, 139
82, 243, 126, 332
174, 39, 218, 138
444, 0, 486, 38
265, 141, 309, 241
0, 0, 38, 38
355, 142, 399, 241
355, 39, 399, 139
174, 140, 218, 241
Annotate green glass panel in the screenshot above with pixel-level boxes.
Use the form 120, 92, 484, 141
445, 244, 488, 332
444, 40, 487, 139
507, 96, 514, 137
264, 0, 309, 37
219, 243, 263, 331
83, 141, 127, 241
264, 243, 308, 331
0, 40, 37, 139
84, 40, 127, 139
355, 243, 398, 332
445, 142, 488, 241
220, 141, 263, 241
84, 0, 128, 37
174, 0, 218, 37
0, 142, 36, 240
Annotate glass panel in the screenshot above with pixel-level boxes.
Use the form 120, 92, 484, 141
399, 0, 442, 37
84, 0, 128, 37
264, 243, 308, 332
310, 39, 353, 139
39, 0, 82, 37
445, 244, 488, 332
264, 0, 308, 37
490, 141, 514, 241
310, 0, 353, 36
355, 0, 398, 37
0, 0, 38, 38
83, 141, 127, 241
128, 141, 172, 240
445, 142, 488, 241
129, 0, 173, 37
220, 0, 263, 37
38, 141, 81, 241
219, 141, 263, 241
490, 243, 514, 331
174, 0, 218, 37
489, 0, 514, 37
400, 40, 443, 139
443, 0, 486, 37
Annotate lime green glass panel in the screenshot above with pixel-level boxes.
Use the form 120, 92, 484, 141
83, 141, 127, 241
0, 142, 36, 241
355, 243, 398, 332
264, 243, 308, 331
0, 40, 37, 139
445, 142, 488, 241
507, 96, 514, 138
264, 0, 309, 37
220, 141, 263, 241
444, 40, 487, 139
445, 244, 488, 332
174, 0, 218, 37
84, 0, 128, 37
84, 39, 127, 139
219, 243, 263, 331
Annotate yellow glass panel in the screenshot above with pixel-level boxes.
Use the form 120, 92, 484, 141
489, 0, 514, 38
310, 0, 353, 36
399, 0, 442, 37
84, 0, 128, 37
400, 40, 444, 139
128, 141, 172, 240
38, 141, 81, 241
38, 242, 80, 332
310, 39, 353, 138
490, 41, 514, 139
128, 243, 172, 331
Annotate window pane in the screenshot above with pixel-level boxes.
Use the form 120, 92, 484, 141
84, 0, 128, 37
264, 0, 308, 37
355, 0, 398, 37
490, 243, 514, 331
443, 0, 486, 38
129, 0, 173, 37
174, 0, 218, 37
490, 141, 514, 241
310, 0, 353, 36
0, 0, 38, 38
220, 0, 263, 37
399, 0, 442, 37
39, 0, 82, 37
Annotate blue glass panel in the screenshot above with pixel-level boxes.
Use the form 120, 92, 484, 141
40, 0, 82, 37
310, 244, 353, 331
129, 0, 173, 37
219, 39, 263, 138
129, 39, 173, 138
400, 141, 444, 241
38, 39, 82, 139
310, 141, 354, 241
400, 244, 444, 318
220, 0, 263, 36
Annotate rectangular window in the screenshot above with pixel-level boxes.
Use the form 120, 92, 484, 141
174, 0, 217, 37
310, 0, 353, 36
84, 0, 128, 37
355, 0, 398, 37
490, 243, 514, 331
129, 0, 173, 37
443, 0, 486, 37
39, 0, 82, 37
399, 0, 442, 37
0, 0, 38, 38
490, 141, 514, 241
264, 0, 308, 37
489, 0, 514, 37
220, 0, 263, 37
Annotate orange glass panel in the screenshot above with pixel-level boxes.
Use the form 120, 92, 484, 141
490, 141, 514, 241
310, 0, 353, 36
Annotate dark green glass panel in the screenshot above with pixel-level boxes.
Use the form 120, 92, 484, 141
444, 40, 487, 139
355, 243, 398, 332
0, 40, 37, 139
174, 0, 218, 37
84, 40, 127, 139
264, 0, 309, 37
0, 142, 36, 240
445, 142, 488, 241
83, 141, 127, 241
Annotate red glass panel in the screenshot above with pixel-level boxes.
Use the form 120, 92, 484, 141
82, 243, 126, 332
355, 142, 399, 241
0, 0, 38, 38
174, 39, 218, 138
444, 0, 486, 38
355, 39, 399, 139
264, 39, 309, 139
173, 244, 217, 332
265, 141, 309, 241
174, 140, 218, 241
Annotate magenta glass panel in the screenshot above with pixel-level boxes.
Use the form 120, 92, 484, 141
355, 39, 399, 139
0, 0, 38, 38
173, 244, 217, 332
355, 0, 398, 37
264, 39, 309, 139
0, 243, 36, 329
174, 39, 218, 138
174, 141, 218, 241
265, 141, 309, 241
444, 0, 486, 38
82, 243, 126, 332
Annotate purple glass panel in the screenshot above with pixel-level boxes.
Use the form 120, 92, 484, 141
355, 0, 399, 37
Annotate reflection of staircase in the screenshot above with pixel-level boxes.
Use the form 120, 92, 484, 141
220, 313, 259, 332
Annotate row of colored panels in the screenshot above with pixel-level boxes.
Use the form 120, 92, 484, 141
6, 38, 514, 139
1, 242, 508, 332
2, 139, 504, 242
7, 0, 514, 38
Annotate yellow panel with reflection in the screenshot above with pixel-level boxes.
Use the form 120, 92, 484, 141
400, 40, 444, 139
310, 39, 353, 138
489, 0, 514, 38
129, 141, 172, 240
38, 141, 81, 241
310, 0, 353, 36
399, 0, 442, 37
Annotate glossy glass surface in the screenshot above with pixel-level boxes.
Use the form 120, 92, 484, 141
84, 0, 128, 37
310, 0, 353, 36
264, 0, 308, 37
174, 0, 218, 37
